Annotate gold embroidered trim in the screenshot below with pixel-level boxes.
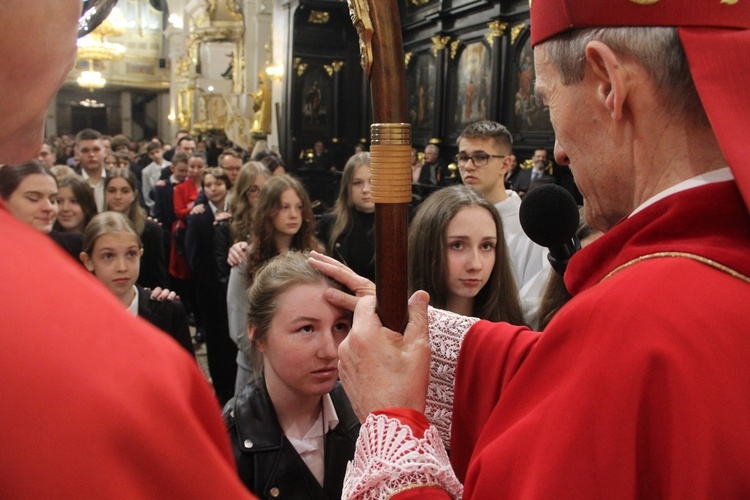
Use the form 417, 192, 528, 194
602, 252, 750, 284
388, 482, 444, 499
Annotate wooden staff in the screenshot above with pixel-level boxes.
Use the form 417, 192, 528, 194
348, 0, 410, 332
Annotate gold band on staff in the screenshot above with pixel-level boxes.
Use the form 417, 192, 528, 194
370, 123, 412, 204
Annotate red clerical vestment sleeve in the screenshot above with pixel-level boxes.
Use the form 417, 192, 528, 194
450, 321, 540, 482
0, 207, 254, 498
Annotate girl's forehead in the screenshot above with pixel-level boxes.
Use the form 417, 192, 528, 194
95, 231, 139, 246
108, 178, 130, 187
275, 282, 349, 313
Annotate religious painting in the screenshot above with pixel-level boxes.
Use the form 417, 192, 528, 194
300, 67, 331, 137
407, 51, 436, 135
511, 34, 552, 132
448, 40, 492, 134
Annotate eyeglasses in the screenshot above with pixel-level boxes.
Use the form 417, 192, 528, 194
78, 0, 119, 39
455, 153, 506, 168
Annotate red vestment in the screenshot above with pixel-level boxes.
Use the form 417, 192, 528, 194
0, 205, 254, 498
449, 181, 750, 497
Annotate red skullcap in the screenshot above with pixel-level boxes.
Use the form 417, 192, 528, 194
530, 0, 750, 212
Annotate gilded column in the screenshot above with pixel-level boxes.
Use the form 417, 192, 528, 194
486, 20, 508, 121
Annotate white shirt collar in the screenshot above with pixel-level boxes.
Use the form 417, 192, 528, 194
283, 393, 340, 486
208, 196, 230, 216
630, 167, 733, 217
81, 167, 105, 183
126, 285, 139, 316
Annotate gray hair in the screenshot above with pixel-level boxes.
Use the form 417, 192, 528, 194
542, 27, 704, 121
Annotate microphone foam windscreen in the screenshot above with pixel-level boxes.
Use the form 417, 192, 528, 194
519, 184, 580, 248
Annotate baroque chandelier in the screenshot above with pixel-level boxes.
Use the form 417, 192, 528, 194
77, 7, 128, 90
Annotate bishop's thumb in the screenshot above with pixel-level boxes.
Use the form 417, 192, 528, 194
403, 290, 430, 347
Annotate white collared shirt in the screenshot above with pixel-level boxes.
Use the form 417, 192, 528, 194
126, 285, 139, 316
495, 190, 551, 326
284, 394, 340, 486
81, 167, 107, 212
208, 197, 230, 217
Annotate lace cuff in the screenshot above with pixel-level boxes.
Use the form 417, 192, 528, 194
342, 414, 463, 499
425, 307, 479, 447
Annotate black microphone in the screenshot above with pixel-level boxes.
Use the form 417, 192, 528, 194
519, 184, 581, 276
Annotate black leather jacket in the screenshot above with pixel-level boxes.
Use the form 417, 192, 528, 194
223, 378, 360, 499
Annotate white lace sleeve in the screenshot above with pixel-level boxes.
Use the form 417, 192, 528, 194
424, 307, 479, 447
342, 414, 463, 499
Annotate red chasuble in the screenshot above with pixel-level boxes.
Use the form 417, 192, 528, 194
451, 181, 750, 497
0, 206, 254, 498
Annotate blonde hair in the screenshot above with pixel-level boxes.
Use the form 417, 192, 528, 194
82, 211, 141, 256
229, 162, 272, 243
326, 152, 370, 254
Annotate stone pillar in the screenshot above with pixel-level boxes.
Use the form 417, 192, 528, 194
166, 27, 187, 140
120, 91, 133, 137
45, 99, 57, 138
157, 92, 171, 142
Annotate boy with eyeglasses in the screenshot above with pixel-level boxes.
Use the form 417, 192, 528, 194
456, 120, 550, 325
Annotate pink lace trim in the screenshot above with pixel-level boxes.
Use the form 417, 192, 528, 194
342, 414, 463, 499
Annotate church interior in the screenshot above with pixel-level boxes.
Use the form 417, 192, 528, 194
54, 0, 577, 205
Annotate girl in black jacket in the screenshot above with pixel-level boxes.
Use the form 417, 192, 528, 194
223, 251, 359, 499
104, 168, 167, 289
80, 211, 194, 358
315, 152, 375, 281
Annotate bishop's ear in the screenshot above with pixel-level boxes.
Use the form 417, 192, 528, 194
585, 40, 628, 121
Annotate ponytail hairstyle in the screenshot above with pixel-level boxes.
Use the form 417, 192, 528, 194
245, 251, 348, 379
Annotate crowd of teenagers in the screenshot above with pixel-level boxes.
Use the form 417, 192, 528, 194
1, 117, 574, 497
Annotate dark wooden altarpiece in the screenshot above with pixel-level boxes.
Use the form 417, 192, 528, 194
279, 0, 555, 175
